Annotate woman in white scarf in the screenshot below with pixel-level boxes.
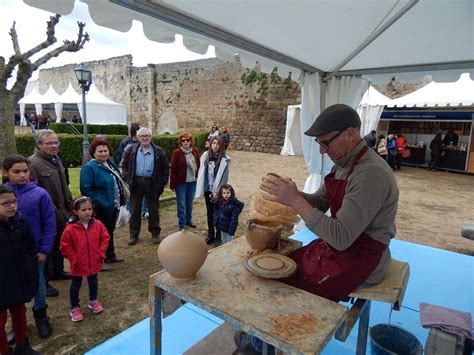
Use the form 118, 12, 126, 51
169, 132, 201, 230
195, 136, 230, 245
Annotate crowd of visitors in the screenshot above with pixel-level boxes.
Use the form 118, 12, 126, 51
372, 128, 457, 172
0, 122, 238, 354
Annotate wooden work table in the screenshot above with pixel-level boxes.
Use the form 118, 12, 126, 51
149, 236, 348, 354
149, 235, 410, 354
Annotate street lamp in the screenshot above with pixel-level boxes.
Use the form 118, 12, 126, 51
74, 63, 92, 161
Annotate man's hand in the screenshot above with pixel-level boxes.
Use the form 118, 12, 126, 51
37, 253, 47, 263
260, 173, 315, 221
260, 174, 299, 206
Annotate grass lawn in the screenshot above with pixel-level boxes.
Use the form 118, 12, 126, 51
68, 168, 175, 200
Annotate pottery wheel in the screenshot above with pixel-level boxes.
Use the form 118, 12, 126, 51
244, 253, 297, 279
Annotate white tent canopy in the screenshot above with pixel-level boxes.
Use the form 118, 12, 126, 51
38, 84, 63, 120
387, 73, 474, 108
357, 86, 392, 136
24, 0, 474, 189
58, 82, 81, 103
18, 82, 127, 125
78, 83, 127, 125
18, 87, 43, 122
280, 105, 302, 156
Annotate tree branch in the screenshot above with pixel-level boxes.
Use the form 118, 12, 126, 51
0, 54, 27, 89
23, 14, 60, 59
31, 21, 89, 71
9, 21, 21, 55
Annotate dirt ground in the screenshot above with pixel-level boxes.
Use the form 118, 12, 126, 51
29, 150, 474, 354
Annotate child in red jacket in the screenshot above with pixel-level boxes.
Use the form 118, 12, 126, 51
60, 196, 110, 322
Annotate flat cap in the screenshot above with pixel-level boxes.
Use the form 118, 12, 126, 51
304, 104, 361, 137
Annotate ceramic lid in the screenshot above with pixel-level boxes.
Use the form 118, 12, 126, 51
244, 253, 297, 279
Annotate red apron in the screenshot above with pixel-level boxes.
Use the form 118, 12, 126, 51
282, 146, 387, 301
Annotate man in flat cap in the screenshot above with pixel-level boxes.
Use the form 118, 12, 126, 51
263, 103, 399, 298
234, 103, 400, 353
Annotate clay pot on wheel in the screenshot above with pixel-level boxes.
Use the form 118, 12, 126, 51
158, 230, 208, 280
245, 221, 283, 252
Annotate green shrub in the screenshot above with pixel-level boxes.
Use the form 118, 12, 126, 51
49, 123, 128, 135
16, 131, 209, 167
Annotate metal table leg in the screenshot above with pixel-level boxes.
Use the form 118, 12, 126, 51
150, 285, 162, 355
356, 300, 371, 355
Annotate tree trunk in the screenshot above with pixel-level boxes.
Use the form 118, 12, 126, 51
0, 92, 17, 163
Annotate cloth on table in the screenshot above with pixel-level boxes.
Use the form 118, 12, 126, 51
420, 302, 472, 341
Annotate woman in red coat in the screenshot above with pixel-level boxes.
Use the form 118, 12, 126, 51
60, 196, 109, 322
169, 132, 200, 230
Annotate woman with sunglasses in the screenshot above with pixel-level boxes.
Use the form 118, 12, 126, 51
169, 132, 200, 231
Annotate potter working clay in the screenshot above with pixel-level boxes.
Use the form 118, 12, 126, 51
245, 173, 299, 251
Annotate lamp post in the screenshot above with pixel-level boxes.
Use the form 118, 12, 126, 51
74, 63, 92, 162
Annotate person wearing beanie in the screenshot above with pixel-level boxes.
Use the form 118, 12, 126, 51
235, 103, 400, 355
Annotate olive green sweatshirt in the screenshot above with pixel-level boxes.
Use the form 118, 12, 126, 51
302, 140, 399, 284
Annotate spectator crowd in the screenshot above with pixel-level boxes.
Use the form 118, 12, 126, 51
0, 123, 237, 354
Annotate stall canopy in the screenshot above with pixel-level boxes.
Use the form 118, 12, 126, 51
38, 84, 63, 120
24, 0, 474, 190
18, 87, 43, 122
77, 83, 128, 125
387, 73, 474, 108
357, 86, 392, 136
17, 82, 127, 125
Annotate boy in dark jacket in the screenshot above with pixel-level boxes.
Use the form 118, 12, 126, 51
214, 184, 244, 246
0, 185, 40, 354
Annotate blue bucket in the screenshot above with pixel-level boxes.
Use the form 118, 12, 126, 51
369, 323, 423, 355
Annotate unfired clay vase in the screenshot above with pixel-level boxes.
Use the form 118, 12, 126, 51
245, 221, 283, 252
157, 230, 208, 280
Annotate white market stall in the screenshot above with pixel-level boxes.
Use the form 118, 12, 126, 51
18, 82, 128, 125
18, 87, 43, 124
37, 84, 62, 120
380, 73, 474, 173
357, 86, 392, 136
25, 0, 474, 188
77, 83, 128, 125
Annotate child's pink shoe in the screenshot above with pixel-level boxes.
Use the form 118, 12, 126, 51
70, 307, 84, 322
88, 299, 104, 314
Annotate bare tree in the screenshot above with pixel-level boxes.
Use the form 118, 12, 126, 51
0, 14, 89, 163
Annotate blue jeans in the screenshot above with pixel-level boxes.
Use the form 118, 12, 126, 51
33, 261, 47, 310
220, 231, 233, 244
175, 181, 197, 229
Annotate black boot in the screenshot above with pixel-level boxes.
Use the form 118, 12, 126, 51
205, 236, 215, 245
13, 340, 42, 355
32, 307, 52, 338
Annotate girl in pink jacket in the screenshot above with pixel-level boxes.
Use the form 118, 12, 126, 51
60, 196, 109, 322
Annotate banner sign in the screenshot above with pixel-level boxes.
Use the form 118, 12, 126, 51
381, 111, 473, 121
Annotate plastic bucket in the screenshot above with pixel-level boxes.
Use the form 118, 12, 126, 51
369, 323, 423, 355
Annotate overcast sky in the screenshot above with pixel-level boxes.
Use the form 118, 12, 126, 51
0, 0, 215, 84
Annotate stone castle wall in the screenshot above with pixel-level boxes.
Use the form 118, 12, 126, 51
38, 56, 300, 154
